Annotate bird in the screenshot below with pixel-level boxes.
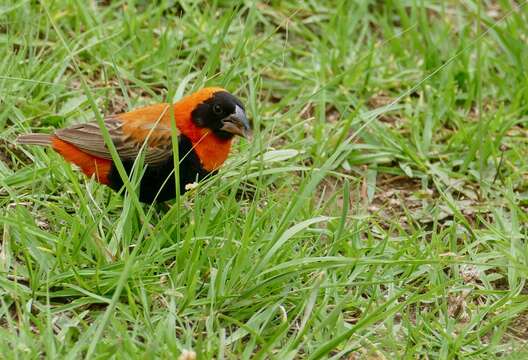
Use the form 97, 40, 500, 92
17, 87, 251, 203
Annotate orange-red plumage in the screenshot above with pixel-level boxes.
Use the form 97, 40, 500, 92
51, 137, 112, 185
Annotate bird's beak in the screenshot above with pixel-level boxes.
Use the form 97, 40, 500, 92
220, 105, 252, 140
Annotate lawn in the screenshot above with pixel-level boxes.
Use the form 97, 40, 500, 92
1, 0, 528, 358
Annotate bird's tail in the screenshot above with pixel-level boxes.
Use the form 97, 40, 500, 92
17, 133, 54, 146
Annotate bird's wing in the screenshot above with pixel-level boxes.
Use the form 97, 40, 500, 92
54, 116, 175, 167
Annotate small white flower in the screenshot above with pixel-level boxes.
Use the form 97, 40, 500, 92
184, 182, 199, 191
178, 349, 196, 360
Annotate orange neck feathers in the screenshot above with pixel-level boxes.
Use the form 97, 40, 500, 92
173, 87, 233, 172
118, 87, 234, 172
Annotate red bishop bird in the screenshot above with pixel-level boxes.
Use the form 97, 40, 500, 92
17, 87, 251, 203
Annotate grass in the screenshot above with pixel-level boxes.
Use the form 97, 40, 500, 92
1, 0, 528, 358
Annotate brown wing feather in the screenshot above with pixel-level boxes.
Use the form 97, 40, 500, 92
54, 116, 174, 166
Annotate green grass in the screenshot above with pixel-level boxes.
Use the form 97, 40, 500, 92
1, 0, 528, 358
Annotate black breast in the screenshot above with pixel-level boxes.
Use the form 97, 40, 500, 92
107, 135, 210, 203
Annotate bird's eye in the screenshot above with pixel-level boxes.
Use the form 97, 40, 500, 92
213, 104, 223, 115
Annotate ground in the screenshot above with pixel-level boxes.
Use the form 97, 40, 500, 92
1, 1, 528, 359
